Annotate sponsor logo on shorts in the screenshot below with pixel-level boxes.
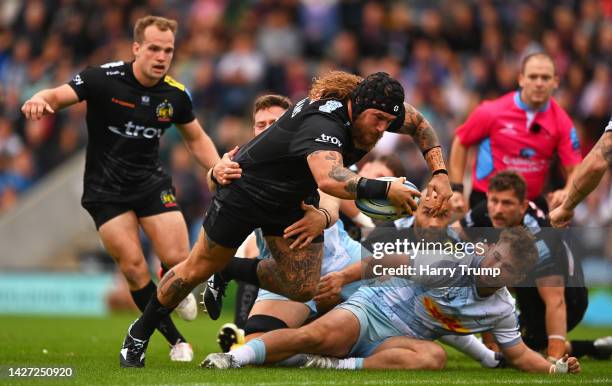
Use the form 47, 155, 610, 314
315, 133, 342, 147
160, 189, 177, 208
156, 100, 173, 122
107, 121, 162, 139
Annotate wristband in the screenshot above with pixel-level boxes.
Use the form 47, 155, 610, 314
356, 177, 390, 199
422, 145, 441, 157
432, 169, 448, 176
318, 207, 332, 228
209, 167, 219, 185
548, 335, 566, 342
450, 182, 464, 192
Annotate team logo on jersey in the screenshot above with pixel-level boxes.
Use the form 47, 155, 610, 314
160, 189, 177, 208
156, 100, 173, 122
423, 297, 470, 333
519, 147, 536, 159
72, 74, 84, 85
315, 133, 342, 147
319, 100, 343, 113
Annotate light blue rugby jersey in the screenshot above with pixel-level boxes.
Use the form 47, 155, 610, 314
356, 255, 521, 348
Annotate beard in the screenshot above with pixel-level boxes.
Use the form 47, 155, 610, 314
352, 127, 383, 150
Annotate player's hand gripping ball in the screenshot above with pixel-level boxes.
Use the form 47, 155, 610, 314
356, 177, 420, 220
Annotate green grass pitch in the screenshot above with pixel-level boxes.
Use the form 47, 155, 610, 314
1, 313, 610, 385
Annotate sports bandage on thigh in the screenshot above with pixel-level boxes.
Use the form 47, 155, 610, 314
244, 314, 289, 335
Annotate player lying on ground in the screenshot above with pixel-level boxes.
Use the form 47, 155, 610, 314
314, 192, 504, 368
203, 227, 581, 374
119, 71, 453, 367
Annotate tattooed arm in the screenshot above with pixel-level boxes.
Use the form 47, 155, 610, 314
307, 150, 360, 199
395, 102, 453, 212
550, 130, 612, 227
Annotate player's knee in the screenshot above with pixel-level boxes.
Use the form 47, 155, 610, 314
295, 325, 326, 348
286, 283, 317, 303
244, 315, 288, 336
117, 258, 148, 286
423, 343, 446, 370
158, 247, 189, 267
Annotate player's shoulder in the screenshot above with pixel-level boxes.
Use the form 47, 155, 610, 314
297, 98, 349, 121
163, 75, 187, 92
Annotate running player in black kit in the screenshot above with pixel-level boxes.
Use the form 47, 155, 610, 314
120, 71, 453, 367
21, 16, 239, 363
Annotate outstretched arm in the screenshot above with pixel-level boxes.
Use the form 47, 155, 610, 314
307, 150, 420, 216
550, 130, 612, 227
394, 103, 452, 213
502, 341, 580, 374
21, 84, 80, 120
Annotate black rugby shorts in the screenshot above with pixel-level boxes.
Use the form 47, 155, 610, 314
203, 186, 323, 248
82, 184, 181, 229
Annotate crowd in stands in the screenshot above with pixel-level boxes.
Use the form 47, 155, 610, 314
0, 0, 610, 237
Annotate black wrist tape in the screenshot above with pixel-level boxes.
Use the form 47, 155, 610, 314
422, 145, 441, 157
356, 177, 390, 199
432, 169, 448, 176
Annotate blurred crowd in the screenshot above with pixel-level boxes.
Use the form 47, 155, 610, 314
0, 0, 611, 234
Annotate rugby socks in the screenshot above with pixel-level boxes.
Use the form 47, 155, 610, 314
130, 280, 186, 345
229, 338, 266, 365
221, 257, 261, 286
276, 354, 308, 367
234, 281, 259, 328
439, 335, 500, 368
337, 357, 364, 369
130, 295, 173, 341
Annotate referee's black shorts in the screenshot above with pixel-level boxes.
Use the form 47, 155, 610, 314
203, 186, 323, 248
517, 286, 589, 351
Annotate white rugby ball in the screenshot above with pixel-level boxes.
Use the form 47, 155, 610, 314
355, 177, 420, 220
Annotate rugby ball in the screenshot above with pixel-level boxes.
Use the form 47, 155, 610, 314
355, 177, 420, 220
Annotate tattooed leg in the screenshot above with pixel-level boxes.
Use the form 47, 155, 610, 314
258, 235, 323, 302
157, 228, 237, 308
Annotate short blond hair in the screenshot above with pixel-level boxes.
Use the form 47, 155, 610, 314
133, 15, 177, 43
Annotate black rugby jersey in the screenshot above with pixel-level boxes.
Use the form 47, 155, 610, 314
68, 61, 195, 204
460, 202, 583, 287
226, 98, 367, 218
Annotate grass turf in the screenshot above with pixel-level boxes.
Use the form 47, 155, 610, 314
0, 313, 610, 385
